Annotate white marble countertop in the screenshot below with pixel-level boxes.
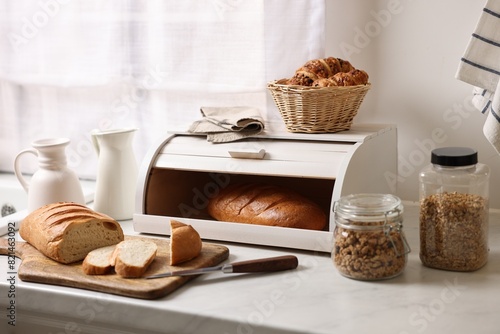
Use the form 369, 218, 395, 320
2, 201, 500, 334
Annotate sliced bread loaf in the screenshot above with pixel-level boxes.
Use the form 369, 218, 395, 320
19, 202, 124, 264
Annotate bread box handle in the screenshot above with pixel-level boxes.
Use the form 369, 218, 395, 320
228, 148, 266, 159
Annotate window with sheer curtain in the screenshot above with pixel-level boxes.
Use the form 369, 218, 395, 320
0, 0, 325, 178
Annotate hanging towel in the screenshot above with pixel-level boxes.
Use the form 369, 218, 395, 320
456, 0, 500, 154
188, 106, 265, 143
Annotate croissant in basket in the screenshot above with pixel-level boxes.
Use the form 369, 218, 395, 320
287, 57, 369, 87
313, 69, 369, 87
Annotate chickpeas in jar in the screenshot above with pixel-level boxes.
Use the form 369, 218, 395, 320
332, 193, 410, 281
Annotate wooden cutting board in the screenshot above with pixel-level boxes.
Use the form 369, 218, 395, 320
0, 235, 229, 299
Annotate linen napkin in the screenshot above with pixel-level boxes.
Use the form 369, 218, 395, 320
456, 0, 500, 154
188, 106, 265, 143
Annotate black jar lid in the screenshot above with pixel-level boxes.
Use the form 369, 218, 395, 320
431, 147, 478, 166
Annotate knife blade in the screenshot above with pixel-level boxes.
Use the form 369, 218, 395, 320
145, 255, 298, 279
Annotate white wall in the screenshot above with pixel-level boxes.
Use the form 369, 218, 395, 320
326, 0, 500, 209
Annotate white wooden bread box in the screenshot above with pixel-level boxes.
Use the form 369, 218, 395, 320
133, 124, 397, 252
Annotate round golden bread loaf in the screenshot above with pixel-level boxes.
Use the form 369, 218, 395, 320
207, 183, 327, 231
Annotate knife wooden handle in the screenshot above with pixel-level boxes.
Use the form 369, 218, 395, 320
229, 255, 298, 273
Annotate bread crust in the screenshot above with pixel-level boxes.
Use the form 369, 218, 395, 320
312, 78, 339, 87
207, 183, 327, 230
19, 202, 124, 264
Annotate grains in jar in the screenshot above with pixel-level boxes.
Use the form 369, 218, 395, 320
419, 192, 488, 271
333, 193, 410, 280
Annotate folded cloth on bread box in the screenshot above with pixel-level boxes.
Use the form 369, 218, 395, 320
188, 106, 265, 143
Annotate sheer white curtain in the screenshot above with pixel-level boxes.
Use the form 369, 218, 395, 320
0, 0, 325, 178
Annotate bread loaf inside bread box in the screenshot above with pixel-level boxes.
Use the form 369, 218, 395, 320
133, 124, 397, 252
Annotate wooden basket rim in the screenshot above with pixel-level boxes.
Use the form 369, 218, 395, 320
267, 80, 371, 93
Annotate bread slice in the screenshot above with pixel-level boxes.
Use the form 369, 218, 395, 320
110, 239, 158, 278
19, 202, 124, 264
169, 220, 202, 265
82, 245, 116, 275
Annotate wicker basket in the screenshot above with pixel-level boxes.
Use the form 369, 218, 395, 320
267, 79, 371, 133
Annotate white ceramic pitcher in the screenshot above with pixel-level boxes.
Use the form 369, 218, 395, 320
14, 138, 86, 213
91, 128, 138, 220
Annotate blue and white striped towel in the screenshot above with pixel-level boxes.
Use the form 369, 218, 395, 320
456, 0, 500, 154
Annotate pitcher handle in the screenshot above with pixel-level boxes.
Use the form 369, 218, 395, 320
90, 129, 100, 156
14, 148, 38, 193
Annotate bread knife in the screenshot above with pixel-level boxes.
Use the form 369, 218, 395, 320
145, 255, 298, 279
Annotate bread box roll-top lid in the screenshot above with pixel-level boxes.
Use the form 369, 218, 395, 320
133, 124, 397, 252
